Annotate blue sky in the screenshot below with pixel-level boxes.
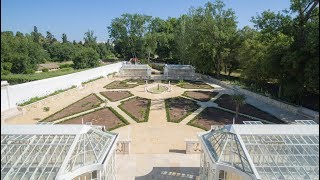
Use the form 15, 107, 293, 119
1, 0, 291, 42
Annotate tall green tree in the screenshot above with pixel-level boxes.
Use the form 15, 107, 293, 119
62, 33, 68, 43
73, 47, 99, 69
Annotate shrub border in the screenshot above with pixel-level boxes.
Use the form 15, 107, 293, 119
56, 106, 129, 131
118, 97, 151, 123
99, 91, 134, 102
165, 96, 200, 123
40, 93, 103, 122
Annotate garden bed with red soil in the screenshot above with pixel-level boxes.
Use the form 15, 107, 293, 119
42, 94, 103, 122
183, 91, 219, 102
104, 79, 154, 89
59, 107, 128, 131
100, 91, 133, 102
214, 94, 283, 123
188, 107, 254, 130
118, 97, 151, 122
176, 80, 213, 89
165, 97, 200, 123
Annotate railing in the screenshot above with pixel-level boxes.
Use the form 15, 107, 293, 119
116, 140, 131, 154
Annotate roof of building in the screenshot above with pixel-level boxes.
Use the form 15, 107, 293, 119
199, 122, 319, 180
1, 124, 118, 179
164, 64, 195, 70
121, 64, 151, 69
37, 63, 60, 70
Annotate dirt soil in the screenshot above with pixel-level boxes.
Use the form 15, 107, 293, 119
100, 91, 133, 102
104, 79, 154, 89
166, 97, 200, 122
184, 91, 219, 102
119, 97, 150, 122
189, 107, 254, 130
60, 108, 125, 130
104, 81, 139, 89
214, 94, 283, 123
177, 80, 213, 89
43, 94, 102, 122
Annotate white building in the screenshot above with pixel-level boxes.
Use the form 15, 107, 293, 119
198, 120, 319, 180
1, 124, 118, 180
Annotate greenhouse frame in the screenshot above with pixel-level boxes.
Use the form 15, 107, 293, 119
163, 64, 195, 80
198, 122, 319, 180
119, 64, 151, 78
1, 124, 118, 180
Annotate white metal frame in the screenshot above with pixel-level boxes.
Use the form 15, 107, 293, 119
1, 124, 118, 180
198, 124, 319, 180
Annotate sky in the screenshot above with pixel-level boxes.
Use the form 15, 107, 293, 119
1, 0, 291, 42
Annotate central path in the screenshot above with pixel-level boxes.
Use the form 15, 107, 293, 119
113, 84, 205, 179
148, 99, 167, 124
112, 97, 203, 154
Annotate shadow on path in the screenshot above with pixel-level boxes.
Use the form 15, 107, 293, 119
135, 167, 199, 180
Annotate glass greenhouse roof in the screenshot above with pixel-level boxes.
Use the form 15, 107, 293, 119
1, 124, 118, 179
200, 124, 319, 180
164, 64, 195, 70
121, 64, 151, 69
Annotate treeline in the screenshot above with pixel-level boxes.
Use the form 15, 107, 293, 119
1, 27, 116, 75
108, 0, 319, 107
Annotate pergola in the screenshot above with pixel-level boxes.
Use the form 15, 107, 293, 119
1, 124, 118, 180
198, 121, 319, 180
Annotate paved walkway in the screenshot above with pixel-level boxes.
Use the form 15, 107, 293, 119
112, 95, 204, 154
116, 154, 200, 180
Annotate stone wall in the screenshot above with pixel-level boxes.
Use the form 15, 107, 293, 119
1, 62, 123, 112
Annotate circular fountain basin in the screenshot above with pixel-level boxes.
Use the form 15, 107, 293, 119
147, 84, 168, 94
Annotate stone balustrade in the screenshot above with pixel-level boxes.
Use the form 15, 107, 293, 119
116, 140, 131, 154
185, 139, 202, 154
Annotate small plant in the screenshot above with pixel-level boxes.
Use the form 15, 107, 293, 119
43, 107, 50, 112
42, 68, 49, 72
139, 109, 145, 116
178, 80, 186, 86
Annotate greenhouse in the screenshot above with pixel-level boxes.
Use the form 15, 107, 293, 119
163, 64, 195, 80
119, 64, 151, 78
1, 124, 118, 180
198, 121, 319, 180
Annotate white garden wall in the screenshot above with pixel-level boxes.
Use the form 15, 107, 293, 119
1, 62, 123, 112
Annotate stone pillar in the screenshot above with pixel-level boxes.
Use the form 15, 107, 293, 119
185, 139, 202, 154
1, 81, 11, 111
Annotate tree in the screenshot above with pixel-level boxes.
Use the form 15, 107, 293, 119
73, 47, 99, 69
231, 94, 246, 120
108, 13, 152, 59
84, 30, 97, 47
62, 33, 68, 43
31, 26, 41, 44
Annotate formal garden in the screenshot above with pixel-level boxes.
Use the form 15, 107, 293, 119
34, 75, 288, 133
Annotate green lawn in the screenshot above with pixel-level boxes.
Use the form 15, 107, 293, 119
1, 68, 88, 85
